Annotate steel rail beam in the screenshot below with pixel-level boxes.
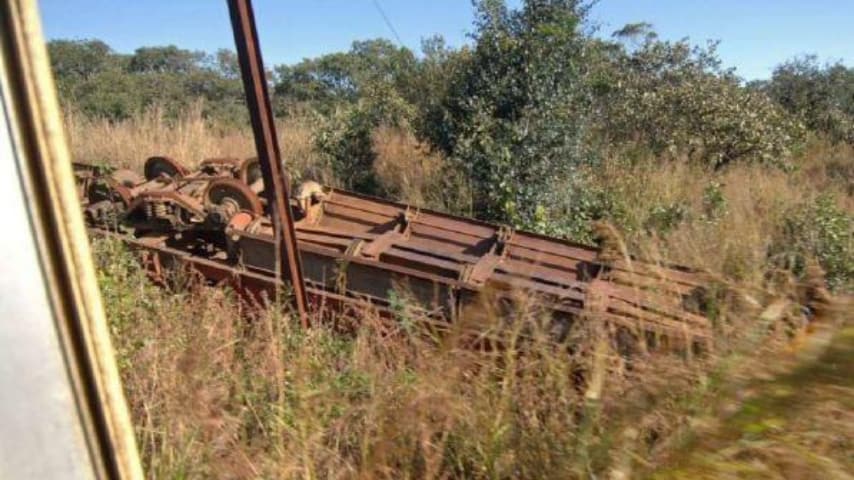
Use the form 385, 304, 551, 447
226, 0, 308, 324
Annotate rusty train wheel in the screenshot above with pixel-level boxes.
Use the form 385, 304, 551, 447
238, 157, 262, 185
144, 156, 188, 181
204, 177, 264, 216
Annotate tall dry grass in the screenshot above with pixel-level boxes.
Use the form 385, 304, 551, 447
96, 237, 747, 479
587, 140, 853, 292
372, 126, 472, 214
65, 103, 325, 185
95, 238, 851, 479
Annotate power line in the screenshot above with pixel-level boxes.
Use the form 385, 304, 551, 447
371, 0, 404, 46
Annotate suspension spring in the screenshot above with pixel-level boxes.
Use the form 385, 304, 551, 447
153, 202, 168, 218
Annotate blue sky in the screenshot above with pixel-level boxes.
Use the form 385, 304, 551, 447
39, 0, 852, 80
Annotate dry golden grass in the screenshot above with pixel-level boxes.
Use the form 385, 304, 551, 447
372, 126, 472, 214
95, 236, 852, 479
96, 240, 627, 478
589, 140, 853, 292
65, 103, 324, 184
66, 103, 250, 169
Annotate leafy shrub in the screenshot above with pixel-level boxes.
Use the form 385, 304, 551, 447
423, 0, 595, 225
314, 81, 415, 194
759, 56, 854, 144
644, 202, 689, 235
701, 181, 728, 221
314, 106, 378, 192
771, 194, 853, 291
591, 30, 804, 169
530, 173, 630, 243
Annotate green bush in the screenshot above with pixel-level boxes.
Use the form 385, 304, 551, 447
702, 181, 728, 221
644, 202, 689, 235
759, 56, 854, 144
529, 173, 631, 243
771, 194, 854, 291
314, 105, 379, 193
421, 0, 595, 225
590, 30, 804, 169
314, 81, 414, 194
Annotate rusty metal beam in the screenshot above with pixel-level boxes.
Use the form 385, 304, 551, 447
226, 0, 308, 324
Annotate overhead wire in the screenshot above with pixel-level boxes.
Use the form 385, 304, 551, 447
371, 0, 404, 46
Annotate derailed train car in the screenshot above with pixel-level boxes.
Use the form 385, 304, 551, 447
76, 156, 712, 350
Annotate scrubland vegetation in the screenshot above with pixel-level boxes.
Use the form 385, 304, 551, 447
52, 0, 852, 477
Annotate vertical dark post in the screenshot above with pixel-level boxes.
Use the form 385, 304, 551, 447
227, 0, 309, 325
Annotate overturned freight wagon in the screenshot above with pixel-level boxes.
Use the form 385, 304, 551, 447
76, 156, 711, 350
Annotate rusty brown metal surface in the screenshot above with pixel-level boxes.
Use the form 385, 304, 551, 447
227, 0, 309, 324
75, 158, 713, 351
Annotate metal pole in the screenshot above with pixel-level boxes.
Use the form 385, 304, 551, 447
227, 0, 309, 324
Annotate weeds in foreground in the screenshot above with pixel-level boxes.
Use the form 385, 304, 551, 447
94, 237, 849, 479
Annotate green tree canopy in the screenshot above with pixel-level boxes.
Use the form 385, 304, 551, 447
128, 45, 205, 74
423, 0, 595, 224
273, 38, 416, 114
760, 56, 854, 144
48, 39, 114, 79
589, 32, 803, 169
